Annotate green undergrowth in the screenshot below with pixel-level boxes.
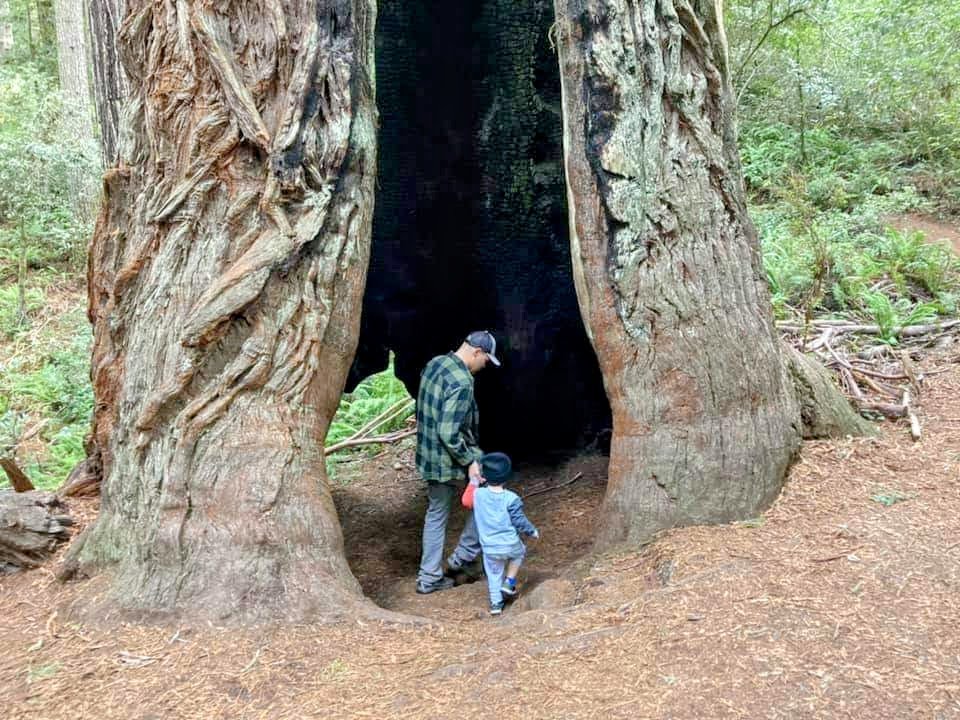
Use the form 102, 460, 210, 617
745, 122, 960, 342
325, 358, 414, 484
1, 296, 92, 491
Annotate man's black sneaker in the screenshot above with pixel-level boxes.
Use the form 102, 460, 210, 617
489, 602, 505, 616
445, 558, 484, 583
415, 576, 455, 594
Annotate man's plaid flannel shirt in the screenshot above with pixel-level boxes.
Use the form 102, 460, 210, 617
415, 353, 482, 483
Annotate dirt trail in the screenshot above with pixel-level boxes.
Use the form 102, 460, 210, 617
3, 352, 960, 719
333, 452, 608, 621
885, 212, 960, 254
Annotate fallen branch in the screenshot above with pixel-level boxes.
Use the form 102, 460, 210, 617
853, 370, 901, 399
523, 472, 584, 499
324, 427, 417, 455
347, 398, 414, 443
844, 363, 909, 381
901, 320, 960, 337
778, 319, 960, 335
902, 389, 922, 442
856, 401, 907, 419
908, 412, 922, 441
839, 368, 862, 400
1, 458, 34, 493
900, 350, 921, 393
810, 546, 863, 563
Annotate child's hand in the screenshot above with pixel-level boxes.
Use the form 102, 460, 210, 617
530, 530, 540, 540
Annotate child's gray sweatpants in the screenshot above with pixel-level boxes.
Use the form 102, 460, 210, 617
482, 542, 526, 605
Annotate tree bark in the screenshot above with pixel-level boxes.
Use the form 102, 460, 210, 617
87, 0, 128, 166
553, 0, 863, 547
71, 0, 378, 622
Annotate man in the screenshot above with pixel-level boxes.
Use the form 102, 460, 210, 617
415, 330, 501, 594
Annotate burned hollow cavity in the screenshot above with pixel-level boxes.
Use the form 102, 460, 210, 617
349, 0, 611, 457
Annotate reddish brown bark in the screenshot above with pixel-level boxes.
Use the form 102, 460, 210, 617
553, 0, 865, 547
71, 0, 378, 622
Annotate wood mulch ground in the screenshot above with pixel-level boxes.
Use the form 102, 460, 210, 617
2, 351, 959, 719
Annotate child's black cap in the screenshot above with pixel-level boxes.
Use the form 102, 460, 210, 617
480, 452, 512, 485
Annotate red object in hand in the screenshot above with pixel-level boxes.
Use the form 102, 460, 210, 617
461, 478, 479, 508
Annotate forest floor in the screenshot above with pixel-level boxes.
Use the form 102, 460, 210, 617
2, 349, 959, 719
1, 214, 960, 719
884, 213, 960, 254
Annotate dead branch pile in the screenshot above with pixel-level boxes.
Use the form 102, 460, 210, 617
779, 317, 960, 440
324, 398, 416, 456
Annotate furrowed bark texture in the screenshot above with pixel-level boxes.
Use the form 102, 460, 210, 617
88, 0, 129, 166
75, 0, 377, 622
554, 0, 804, 546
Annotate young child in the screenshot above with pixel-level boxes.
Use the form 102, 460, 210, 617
472, 452, 540, 615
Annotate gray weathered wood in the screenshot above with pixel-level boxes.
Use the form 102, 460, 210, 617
0, 491, 73, 572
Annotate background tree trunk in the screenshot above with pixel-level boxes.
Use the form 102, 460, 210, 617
553, 0, 862, 547
54, 0, 97, 217
71, 0, 378, 622
54, 0, 95, 139
0, 0, 13, 58
87, 0, 127, 166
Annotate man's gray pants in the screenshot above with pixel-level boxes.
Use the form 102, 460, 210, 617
417, 481, 481, 586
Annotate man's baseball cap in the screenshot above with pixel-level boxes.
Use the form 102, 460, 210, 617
466, 330, 501, 367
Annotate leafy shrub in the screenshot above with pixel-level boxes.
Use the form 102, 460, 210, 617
0, 64, 97, 277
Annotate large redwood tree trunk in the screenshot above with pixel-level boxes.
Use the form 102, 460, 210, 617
71, 0, 378, 622
553, 0, 863, 547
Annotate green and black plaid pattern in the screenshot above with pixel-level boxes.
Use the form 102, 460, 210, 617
415, 353, 482, 482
